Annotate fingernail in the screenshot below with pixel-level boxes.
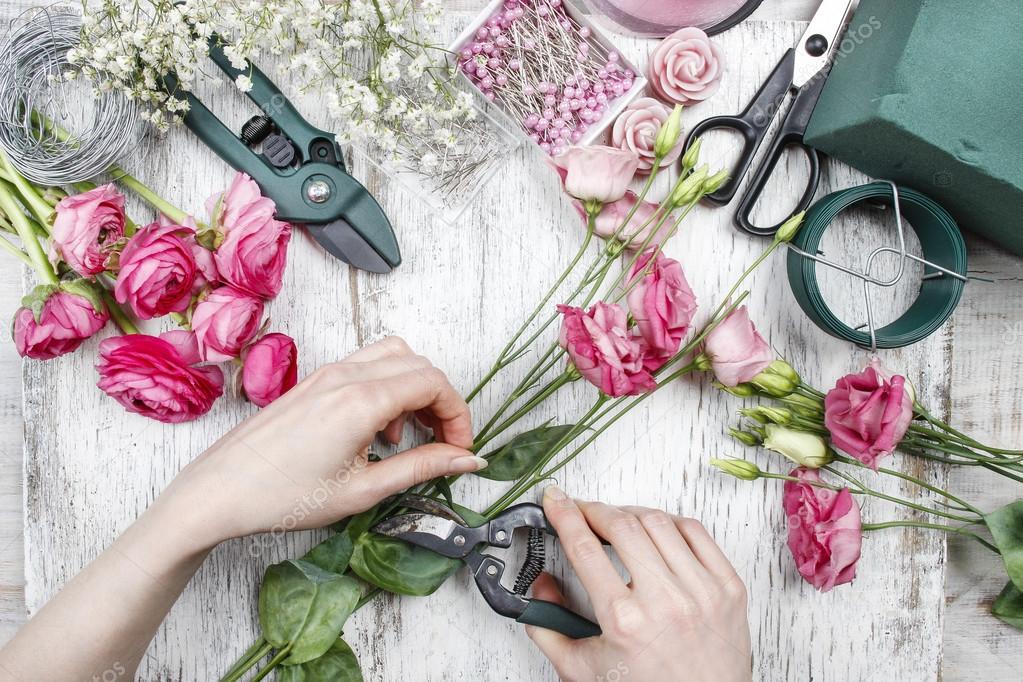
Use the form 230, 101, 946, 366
544, 485, 567, 501
451, 456, 488, 473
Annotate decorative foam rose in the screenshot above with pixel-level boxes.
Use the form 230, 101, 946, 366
557, 301, 655, 397
190, 286, 265, 362
783, 467, 862, 592
209, 173, 292, 299
96, 330, 224, 423
114, 222, 199, 319
12, 285, 108, 360
552, 145, 640, 204
50, 184, 126, 276
242, 333, 299, 408
702, 306, 773, 387
581, 191, 673, 249
824, 359, 914, 469
611, 97, 684, 174
626, 250, 697, 371
648, 27, 724, 105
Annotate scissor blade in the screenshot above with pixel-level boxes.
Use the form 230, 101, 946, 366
394, 494, 468, 525
793, 0, 858, 87
373, 513, 466, 558
307, 218, 394, 274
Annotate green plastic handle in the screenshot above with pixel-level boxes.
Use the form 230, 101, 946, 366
516, 599, 601, 639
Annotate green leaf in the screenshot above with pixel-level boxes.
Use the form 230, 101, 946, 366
278, 639, 364, 682
436, 476, 455, 509
302, 531, 355, 574
60, 278, 106, 315
258, 559, 361, 665
349, 532, 460, 596
992, 581, 1023, 630
450, 503, 487, 527
984, 500, 1023, 591
476, 424, 576, 481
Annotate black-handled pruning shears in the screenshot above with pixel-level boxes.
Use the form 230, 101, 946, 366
373, 496, 601, 639
163, 41, 401, 273
681, 0, 858, 236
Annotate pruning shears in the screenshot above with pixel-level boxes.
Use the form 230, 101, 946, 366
373, 495, 601, 639
163, 41, 401, 274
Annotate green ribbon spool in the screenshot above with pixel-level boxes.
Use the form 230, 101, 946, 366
786, 182, 968, 349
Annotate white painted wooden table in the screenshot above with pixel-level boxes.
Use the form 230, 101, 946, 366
2, 1, 1022, 680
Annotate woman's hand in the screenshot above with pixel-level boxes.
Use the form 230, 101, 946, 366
168, 336, 484, 547
528, 487, 752, 682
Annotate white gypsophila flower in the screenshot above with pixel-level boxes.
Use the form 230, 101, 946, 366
235, 75, 253, 92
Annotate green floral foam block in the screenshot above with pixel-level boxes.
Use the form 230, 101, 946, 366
804, 0, 1023, 255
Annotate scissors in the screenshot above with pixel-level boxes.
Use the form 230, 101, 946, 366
373, 495, 602, 639
681, 0, 858, 237
163, 41, 401, 274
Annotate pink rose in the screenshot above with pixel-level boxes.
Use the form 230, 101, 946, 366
824, 359, 914, 469
210, 173, 292, 299
191, 286, 265, 362
584, 191, 673, 249
13, 287, 108, 360
611, 97, 684, 174
648, 27, 724, 105
50, 184, 126, 276
558, 301, 655, 397
242, 333, 299, 407
783, 467, 862, 592
552, 146, 640, 204
702, 306, 773, 387
627, 251, 697, 371
115, 222, 199, 319
96, 330, 224, 423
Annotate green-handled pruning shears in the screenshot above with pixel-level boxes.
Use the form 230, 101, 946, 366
163, 41, 401, 274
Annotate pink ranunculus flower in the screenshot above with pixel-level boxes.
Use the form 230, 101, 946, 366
209, 173, 292, 299
96, 330, 224, 423
702, 306, 772, 387
558, 301, 656, 397
649, 27, 724, 105
12, 287, 108, 360
552, 146, 640, 204
115, 222, 199, 319
242, 333, 299, 408
824, 359, 915, 470
611, 97, 684, 174
190, 286, 265, 362
783, 467, 862, 592
50, 184, 126, 276
627, 251, 697, 371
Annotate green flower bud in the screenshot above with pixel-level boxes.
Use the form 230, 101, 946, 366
680, 137, 702, 173
780, 393, 823, 417
764, 359, 801, 385
693, 352, 712, 372
701, 169, 730, 195
739, 407, 768, 424
750, 372, 797, 398
713, 381, 757, 398
669, 165, 709, 207
763, 425, 832, 468
728, 427, 762, 447
653, 104, 684, 159
758, 406, 793, 425
710, 458, 762, 481
775, 211, 806, 243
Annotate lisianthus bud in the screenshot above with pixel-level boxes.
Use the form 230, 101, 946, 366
775, 211, 806, 243
669, 165, 709, 207
743, 406, 792, 425
710, 458, 761, 481
728, 428, 762, 447
680, 137, 702, 173
781, 393, 823, 417
693, 351, 713, 372
764, 359, 801, 384
702, 169, 730, 195
739, 407, 767, 424
763, 424, 832, 468
751, 372, 797, 398
653, 104, 684, 159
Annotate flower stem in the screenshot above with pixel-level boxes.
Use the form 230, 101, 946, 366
108, 165, 190, 225
0, 233, 33, 267
862, 520, 999, 553
473, 372, 574, 452
248, 645, 291, 682
100, 288, 139, 335
821, 465, 981, 524
832, 453, 984, 516
0, 179, 57, 284
0, 152, 52, 226
220, 639, 271, 682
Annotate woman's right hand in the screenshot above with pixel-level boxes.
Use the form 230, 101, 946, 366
527, 487, 752, 682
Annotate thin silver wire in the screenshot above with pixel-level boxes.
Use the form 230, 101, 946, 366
787, 180, 969, 353
0, 6, 140, 184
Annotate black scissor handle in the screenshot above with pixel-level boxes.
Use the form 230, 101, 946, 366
517, 598, 601, 639
680, 49, 796, 205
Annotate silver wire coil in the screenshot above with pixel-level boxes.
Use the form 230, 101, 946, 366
0, 7, 140, 185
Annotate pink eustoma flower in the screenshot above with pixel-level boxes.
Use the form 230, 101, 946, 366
210, 173, 292, 299
783, 467, 862, 592
96, 330, 224, 424
13, 289, 108, 360
114, 222, 199, 319
702, 306, 772, 387
242, 333, 299, 408
824, 359, 914, 469
552, 146, 640, 204
582, 191, 673, 249
190, 286, 265, 362
50, 184, 126, 276
558, 301, 656, 397
626, 250, 697, 371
